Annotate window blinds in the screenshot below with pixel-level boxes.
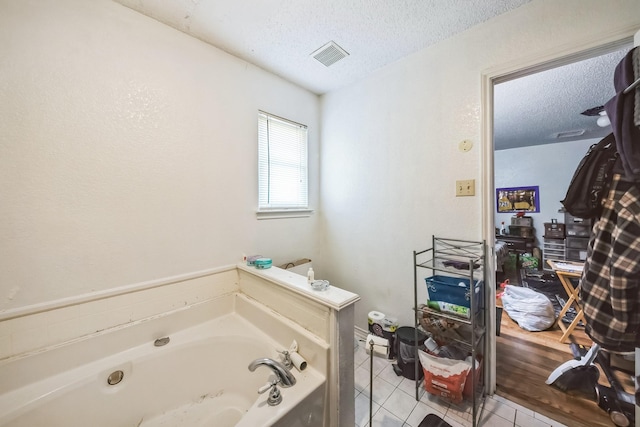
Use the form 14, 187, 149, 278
258, 112, 308, 209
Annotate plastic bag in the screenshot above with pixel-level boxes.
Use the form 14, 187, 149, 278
418, 350, 471, 403
501, 285, 555, 331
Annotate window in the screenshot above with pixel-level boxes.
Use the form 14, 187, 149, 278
258, 111, 309, 215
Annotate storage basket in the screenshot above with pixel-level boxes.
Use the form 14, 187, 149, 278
544, 222, 565, 239
508, 225, 534, 238
511, 216, 533, 227
566, 237, 588, 249
424, 276, 483, 310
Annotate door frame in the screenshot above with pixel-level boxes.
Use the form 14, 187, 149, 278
480, 27, 637, 394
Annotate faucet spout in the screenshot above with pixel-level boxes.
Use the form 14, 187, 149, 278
248, 358, 297, 387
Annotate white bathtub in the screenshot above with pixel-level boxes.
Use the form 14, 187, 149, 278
0, 293, 327, 427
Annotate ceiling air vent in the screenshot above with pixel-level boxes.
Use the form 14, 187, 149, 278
311, 41, 349, 67
555, 130, 586, 139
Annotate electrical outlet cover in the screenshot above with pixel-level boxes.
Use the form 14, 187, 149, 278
458, 140, 473, 152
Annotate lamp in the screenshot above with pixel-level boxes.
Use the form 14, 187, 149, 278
596, 111, 611, 127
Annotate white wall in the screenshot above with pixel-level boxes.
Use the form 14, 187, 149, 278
495, 138, 597, 246
319, 0, 640, 329
0, 0, 320, 312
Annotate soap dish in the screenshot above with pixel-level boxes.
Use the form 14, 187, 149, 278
310, 280, 330, 291
254, 258, 272, 269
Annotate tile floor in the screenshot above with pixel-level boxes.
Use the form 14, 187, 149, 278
353, 339, 569, 427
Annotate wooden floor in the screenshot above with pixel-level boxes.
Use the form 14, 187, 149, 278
495, 302, 635, 427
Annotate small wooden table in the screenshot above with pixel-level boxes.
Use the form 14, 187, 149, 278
547, 259, 585, 343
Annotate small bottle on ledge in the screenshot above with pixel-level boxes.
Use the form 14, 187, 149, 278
500, 222, 507, 235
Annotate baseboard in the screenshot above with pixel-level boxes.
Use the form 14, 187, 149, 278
354, 325, 368, 341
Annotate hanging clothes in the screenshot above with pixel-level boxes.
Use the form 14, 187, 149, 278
580, 173, 640, 352
581, 46, 640, 352
604, 46, 640, 181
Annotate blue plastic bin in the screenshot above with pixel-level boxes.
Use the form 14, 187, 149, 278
424, 275, 483, 310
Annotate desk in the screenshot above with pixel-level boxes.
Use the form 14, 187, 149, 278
547, 259, 584, 343
496, 235, 535, 274
495, 235, 535, 252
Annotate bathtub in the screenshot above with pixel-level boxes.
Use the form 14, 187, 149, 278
0, 293, 327, 427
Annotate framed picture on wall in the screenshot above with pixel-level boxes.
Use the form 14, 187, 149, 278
496, 186, 540, 213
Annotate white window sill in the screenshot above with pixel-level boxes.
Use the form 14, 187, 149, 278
256, 209, 314, 220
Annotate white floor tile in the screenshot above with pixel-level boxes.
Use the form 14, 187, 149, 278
355, 345, 370, 366
419, 390, 450, 415
442, 417, 470, 427
368, 407, 405, 427
476, 410, 513, 427
353, 353, 569, 427
355, 365, 372, 391
370, 376, 397, 405
397, 377, 425, 399
515, 410, 552, 427
382, 388, 418, 422
377, 363, 404, 387
405, 401, 446, 427
491, 394, 535, 417
361, 354, 391, 376
356, 391, 380, 427
483, 396, 516, 422
446, 403, 473, 426
533, 412, 568, 427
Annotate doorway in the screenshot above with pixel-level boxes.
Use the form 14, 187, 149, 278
482, 30, 633, 424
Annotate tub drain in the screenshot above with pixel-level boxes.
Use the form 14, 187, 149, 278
107, 370, 124, 385
154, 337, 170, 347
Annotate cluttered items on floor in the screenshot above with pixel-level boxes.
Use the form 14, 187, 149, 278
411, 237, 486, 426
416, 309, 482, 403
521, 269, 580, 324
546, 343, 635, 427
499, 284, 555, 331
367, 310, 398, 359
418, 347, 481, 404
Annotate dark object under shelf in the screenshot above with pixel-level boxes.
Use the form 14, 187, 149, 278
395, 326, 427, 381
418, 413, 452, 427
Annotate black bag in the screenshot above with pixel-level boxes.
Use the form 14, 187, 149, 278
561, 133, 618, 219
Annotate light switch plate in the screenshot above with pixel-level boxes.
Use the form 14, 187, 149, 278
456, 179, 475, 197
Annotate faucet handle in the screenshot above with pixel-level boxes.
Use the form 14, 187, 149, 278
258, 380, 277, 394
257, 380, 282, 406
277, 350, 293, 369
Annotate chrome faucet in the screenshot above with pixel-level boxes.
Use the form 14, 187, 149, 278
277, 349, 293, 369
248, 358, 296, 387
248, 358, 297, 406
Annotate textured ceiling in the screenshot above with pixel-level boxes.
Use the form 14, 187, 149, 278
113, 0, 632, 150
113, 0, 532, 94
494, 48, 629, 150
